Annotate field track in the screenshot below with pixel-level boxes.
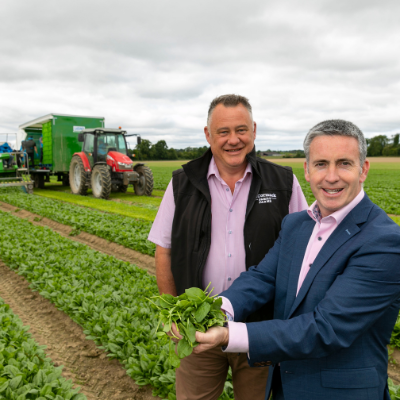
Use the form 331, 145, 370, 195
0, 261, 159, 400
0, 201, 156, 275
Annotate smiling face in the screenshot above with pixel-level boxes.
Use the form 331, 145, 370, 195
304, 135, 370, 218
204, 103, 256, 175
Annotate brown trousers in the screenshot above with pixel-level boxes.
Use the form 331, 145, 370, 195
176, 347, 269, 400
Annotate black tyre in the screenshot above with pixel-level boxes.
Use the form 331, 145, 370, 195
69, 156, 88, 195
62, 174, 70, 186
33, 174, 45, 189
119, 184, 128, 193
134, 165, 153, 196
91, 164, 111, 199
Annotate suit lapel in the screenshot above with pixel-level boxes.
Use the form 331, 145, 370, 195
287, 207, 366, 319
283, 219, 315, 319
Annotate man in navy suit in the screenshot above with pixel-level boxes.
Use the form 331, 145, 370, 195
191, 119, 400, 400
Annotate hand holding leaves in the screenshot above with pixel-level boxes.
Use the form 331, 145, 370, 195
150, 284, 226, 360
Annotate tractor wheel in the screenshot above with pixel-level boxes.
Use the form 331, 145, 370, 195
119, 184, 128, 193
134, 165, 153, 196
91, 165, 111, 199
69, 156, 88, 195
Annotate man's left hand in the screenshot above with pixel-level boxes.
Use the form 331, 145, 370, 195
193, 326, 229, 354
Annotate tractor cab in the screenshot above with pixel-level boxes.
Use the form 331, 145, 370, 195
79, 128, 132, 169
69, 128, 153, 199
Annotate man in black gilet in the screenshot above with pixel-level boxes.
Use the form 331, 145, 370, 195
148, 94, 307, 400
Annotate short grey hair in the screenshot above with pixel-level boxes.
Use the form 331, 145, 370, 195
304, 119, 367, 166
207, 94, 253, 126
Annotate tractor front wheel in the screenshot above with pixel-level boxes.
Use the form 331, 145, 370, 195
91, 165, 111, 199
134, 165, 153, 196
69, 156, 88, 195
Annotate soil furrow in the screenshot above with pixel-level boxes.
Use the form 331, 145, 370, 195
0, 201, 155, 275
0, 261, 159, 400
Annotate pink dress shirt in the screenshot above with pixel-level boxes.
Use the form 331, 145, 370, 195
148, 157, 308, 295
224, 189, 366, 353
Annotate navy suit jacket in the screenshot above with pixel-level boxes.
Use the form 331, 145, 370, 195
221, 194, 400, 400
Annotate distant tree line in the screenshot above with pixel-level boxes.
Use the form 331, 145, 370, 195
128, 139, 209, 160
127, 134, 400, 161
367, 134, 400, 157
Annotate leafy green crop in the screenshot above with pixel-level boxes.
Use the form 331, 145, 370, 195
0, 211, 233, 400
151, 285, 226, 360
0, 190, 155, 256
389, 378, 400, 400
0, 297, 86, 400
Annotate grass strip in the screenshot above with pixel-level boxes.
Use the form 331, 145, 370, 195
0, 212, 234, 400
0, 297, 86, 400
0, 190, 155, 256
390, 216, 400, 226
34, 190, 157, 221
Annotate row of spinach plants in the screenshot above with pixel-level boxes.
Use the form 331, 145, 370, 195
0, 211, 233, 400
0, 297, 86, 400
0, 191, 155, 256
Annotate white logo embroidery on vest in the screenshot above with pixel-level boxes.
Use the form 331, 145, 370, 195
256, 193, 277, 204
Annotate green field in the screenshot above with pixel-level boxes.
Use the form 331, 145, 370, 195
29, 159, 400, 223
148, 159, 400, 218
34, 189, 158, 221
0, 160, 399, 399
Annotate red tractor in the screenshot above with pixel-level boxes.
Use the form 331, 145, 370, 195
69, 128, 153, 199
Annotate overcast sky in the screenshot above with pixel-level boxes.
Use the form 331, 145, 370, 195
1, 0, 399, 150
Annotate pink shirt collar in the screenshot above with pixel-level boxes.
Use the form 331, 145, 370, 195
307, 189, 365, 225
207, 156, 253, 182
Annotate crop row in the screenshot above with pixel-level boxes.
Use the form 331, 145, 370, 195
0, 211, 233, 400
0, 191, 156, 256
0, 297, 85, 400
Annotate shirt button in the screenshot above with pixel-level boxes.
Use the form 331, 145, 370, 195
228, 277, 232, 281
309, 263, 312, 267
228, 230, 232, 234
228, 253, 232, 257
226, 188, 229, 191
229, 209, 233, 212
318, 237, 322, 241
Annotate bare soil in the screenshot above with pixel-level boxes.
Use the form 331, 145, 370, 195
0, 201, 155, 275
388, 347, 400, 384
0, 262, 159, 400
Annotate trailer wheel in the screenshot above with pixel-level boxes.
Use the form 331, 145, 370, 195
119, 184, 128, 193
62, 174, 70, 186
91, 165, 111, 199
70, 156, 88, 195
33, 174, 45, 189
134, 165, 153, 196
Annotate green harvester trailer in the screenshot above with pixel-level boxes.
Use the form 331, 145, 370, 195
19, 114, 104, 188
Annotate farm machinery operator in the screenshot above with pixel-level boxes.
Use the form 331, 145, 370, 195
148, 94, 308, 400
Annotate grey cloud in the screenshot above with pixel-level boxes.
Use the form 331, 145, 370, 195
0, 0, 399, 149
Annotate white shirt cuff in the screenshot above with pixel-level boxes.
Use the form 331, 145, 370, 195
224, 321, 249, 353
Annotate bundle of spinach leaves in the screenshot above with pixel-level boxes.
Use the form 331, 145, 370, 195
151, 285, 226, 360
